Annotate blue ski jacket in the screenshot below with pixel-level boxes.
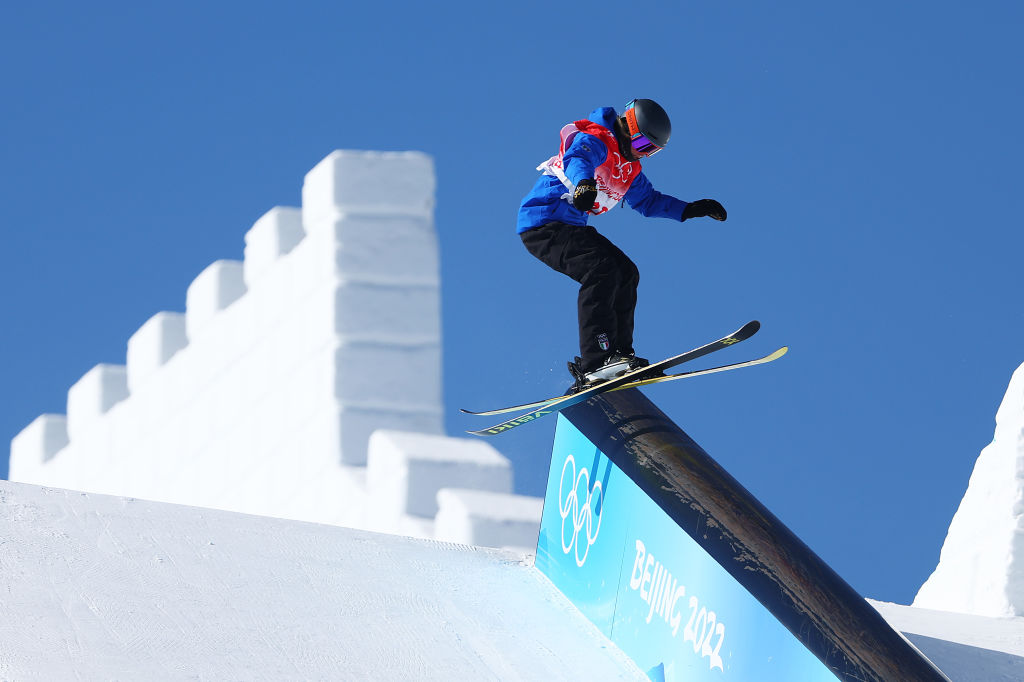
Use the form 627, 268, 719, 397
516, 107, 689, 234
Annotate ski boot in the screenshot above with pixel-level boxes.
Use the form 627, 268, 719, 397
624, 353, 666, 379
565, 352, 663, 395
565, 353, 636, 395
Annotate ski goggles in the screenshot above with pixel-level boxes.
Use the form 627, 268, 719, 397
624, 100, 664, 157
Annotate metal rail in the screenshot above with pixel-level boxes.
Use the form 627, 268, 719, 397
561, 388, 951, 682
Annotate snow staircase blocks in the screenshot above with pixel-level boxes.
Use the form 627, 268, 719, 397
243, 206, 305, 287
66, 364, 129, 441
127, 312, 188, 393
435, 489, 544, 550
9, 150, 541, 551
9, 414, 69, 468
365, 430, 513, 538
185, 260, 247, 341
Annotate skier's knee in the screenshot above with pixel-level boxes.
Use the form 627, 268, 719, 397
583, 258, 618, 282
622, 259, 639, 286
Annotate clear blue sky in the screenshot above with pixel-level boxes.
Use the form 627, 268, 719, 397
3, 2, 1022, 608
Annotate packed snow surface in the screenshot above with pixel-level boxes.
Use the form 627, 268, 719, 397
0, 481, 643, 680
871, 600, 1024, 681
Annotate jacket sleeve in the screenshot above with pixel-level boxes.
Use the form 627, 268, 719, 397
623, 172, 689, 220
562, 132, 608, 186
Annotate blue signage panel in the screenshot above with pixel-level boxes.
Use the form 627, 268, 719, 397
537, 415, 837, 681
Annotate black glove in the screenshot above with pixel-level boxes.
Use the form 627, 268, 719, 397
572, 179, 598, 212
682, 199, 727, 222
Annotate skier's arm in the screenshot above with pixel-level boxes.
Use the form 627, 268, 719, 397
623, 172, 689, 219
562, 132, 608, 184
625, 173, 727, 222
563, 133, 607, 212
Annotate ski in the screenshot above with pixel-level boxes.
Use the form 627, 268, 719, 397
465, 320, 761, 437
461, 346, 788, 417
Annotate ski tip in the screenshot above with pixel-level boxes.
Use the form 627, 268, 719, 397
740, 320, 761, 337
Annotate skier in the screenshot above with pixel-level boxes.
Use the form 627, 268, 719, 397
517, 98, 728, 392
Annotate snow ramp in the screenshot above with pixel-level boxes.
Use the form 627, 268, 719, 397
0, 480, 646, 680
536, 388, 951, 682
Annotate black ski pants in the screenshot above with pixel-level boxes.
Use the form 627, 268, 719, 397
521, 221, 639, 372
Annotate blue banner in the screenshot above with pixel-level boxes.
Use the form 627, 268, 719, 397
537, 414, 837, 681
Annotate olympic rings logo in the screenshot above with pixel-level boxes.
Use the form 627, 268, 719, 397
559, 454, 603, 567
609, 151, 634, 181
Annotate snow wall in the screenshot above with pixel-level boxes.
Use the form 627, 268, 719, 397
915, 360, 1024, 617
8, 150, 541, 550
537, 387, 951, 682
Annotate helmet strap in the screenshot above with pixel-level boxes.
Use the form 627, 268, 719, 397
614, 118, 638, 160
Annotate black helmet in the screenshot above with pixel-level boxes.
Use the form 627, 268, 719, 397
623, 99, 671, 157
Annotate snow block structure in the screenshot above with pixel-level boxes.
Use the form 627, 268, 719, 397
915, 361, 1024, 617
8, 150, 541, 549
436, 488, 545, 549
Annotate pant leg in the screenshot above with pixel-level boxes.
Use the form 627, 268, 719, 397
521, 222, 639, 370
573, 230, 640, 365
610, 244, 640, 356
